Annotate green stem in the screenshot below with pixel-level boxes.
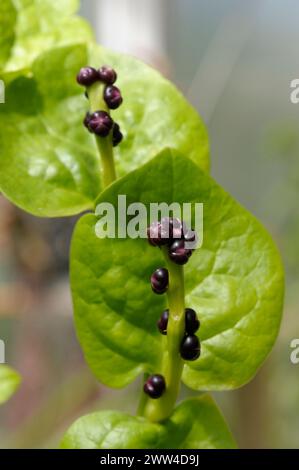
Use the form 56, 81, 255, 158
137, 373, 149, 416
143, 247, 185, 422
88, 82, 117, 188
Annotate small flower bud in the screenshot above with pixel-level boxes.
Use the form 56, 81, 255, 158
185, 308, 200, 334
168, 239, 192, 265
104, 85, 123, 110
77, 67, 98, 87
83, 112, 91, 129
88, 111, 113, 137
98, 66, 117, 85
147, 221, 169, 247
143, 374, 166, 399
180, 335, 201, 361
157, 309, 169, 335
112, 122, 123, 147
151, 268, 169, 294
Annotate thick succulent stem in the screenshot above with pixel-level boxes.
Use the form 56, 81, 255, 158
88, 82, 117, 188
143, 247, 185, 422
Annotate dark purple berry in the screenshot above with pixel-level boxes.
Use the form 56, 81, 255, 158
112, 122, 123, 147
171, 217, 185, 239
184, 229, 197, 249
168, 239, 192, 265
147, 221, 169, 247
143, 374, 166, 399
147, 221, 161, 246
104, 85, 123, 110
185, 308, 200, 334
83, 112, 91, 129
77, 67, 98, 86
180, 335, 200, 361
98, 66, 117, 85
157, 309, 169, 335
160, 217, 173, 240
151, 268, 168, 294
160, 217, 186, 241
88, 111, 113, 137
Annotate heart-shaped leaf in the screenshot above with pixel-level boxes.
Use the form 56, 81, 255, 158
60, 395, 236, 449
70, 149, 284, 390
0, 0, 93, 72
0, 365, 21, 405
0, 44, 209, 216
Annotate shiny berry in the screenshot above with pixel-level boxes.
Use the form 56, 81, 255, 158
147, 221, 161, 246
147, 221, 168, 247
169, 239, 192, 265
151, 268, 168, 294
184, 229, 197, 249
180, 335, 200, 361
143, 374, 166, 399
185, 308, 200, 334
98, 66, 117, 85
88, 111, 113, 137
77, 67, 98, 86
160, 217, 185, 241
104, 85, 123, 109
112, 122, 123, 147
158, 217, 173, 240
83, 112, 91, 129
171, 217, 185, 239
157, 309, 169, 335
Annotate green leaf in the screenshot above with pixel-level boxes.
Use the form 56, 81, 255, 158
0, 0, 17, 69
0, 44, 209, 217
89, 45, 210, 176
1, 0, 93, 72
70, 149, 284, 390
0, 45, 102, 217
0, 365, 21, 405
61, 395, 236, 449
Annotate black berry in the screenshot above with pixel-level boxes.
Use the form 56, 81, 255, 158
83, 112, 91, 129
157, 309, 169, 335
77, 67, 98, 87
98, 66, 117, 85
168, 217, 185, 240
147, 221, 169, 247
185, 308, 200, 334
151, 268, 169, 294
112, 122, 123, 147
184, 229, 197, 250
143, 374, 166, 399
88, 111, 113, 137
168, 239, 192, 265
104, 85, 123, 110
180, 335, 200, 361
184, 229, 195, 241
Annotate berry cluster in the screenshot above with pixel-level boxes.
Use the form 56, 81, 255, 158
143, 307, 201, 399
77, 66, 123, 146
147, 217, 196, 265
157, 307, 201, 361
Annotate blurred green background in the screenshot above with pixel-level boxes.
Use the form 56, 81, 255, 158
0, 0, 298, 448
